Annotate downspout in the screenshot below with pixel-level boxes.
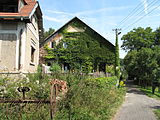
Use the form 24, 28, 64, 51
18, 29, 22, 70
18, 17, 24, 70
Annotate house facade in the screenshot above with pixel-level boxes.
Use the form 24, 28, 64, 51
40, 17, 115, 73
0, 0, 43, 73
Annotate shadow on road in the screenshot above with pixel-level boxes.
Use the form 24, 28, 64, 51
125, 80, 146, 95
151, 106, 160, 109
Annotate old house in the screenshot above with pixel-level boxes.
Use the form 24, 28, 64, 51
40, 17, 115, 73
0, 0, 43, 73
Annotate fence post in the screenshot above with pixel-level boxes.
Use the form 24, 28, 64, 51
50, 80, 58, 119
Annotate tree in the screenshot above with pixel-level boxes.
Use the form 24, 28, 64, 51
154, 27, 160, 45
43, 28, 55, 40
121, 27, 155, 51
136, 48, 157, 87
122, 27, 160, 91
123, 50, 137, 80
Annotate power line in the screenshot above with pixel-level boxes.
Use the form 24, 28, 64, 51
120, 0, 159, 28
122, 1, 160, 31
118, 0, 159, 29
117, 2, 143, 27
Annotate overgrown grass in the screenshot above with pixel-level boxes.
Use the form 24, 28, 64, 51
54, 76, 126, 120
0, 73, 126, 120
140, 87, 160, 100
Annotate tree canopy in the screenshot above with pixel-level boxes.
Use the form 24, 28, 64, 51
122, 27, 160, 90
43, 28, 55, 40
121, 27, 155, 51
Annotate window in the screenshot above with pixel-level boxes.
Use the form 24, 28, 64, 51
0, 0, 18, 13
63, 42, 68, 49
0, 22, 17, 30
51, 42, 54, 48
31, 46, 35, 63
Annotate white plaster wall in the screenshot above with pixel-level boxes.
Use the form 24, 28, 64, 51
0, 18, 40, 73
23, 15, 39, 73
0, 22, 18, 72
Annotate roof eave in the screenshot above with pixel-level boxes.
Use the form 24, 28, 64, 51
41, 17, 115, 47
0, 16, 31, 22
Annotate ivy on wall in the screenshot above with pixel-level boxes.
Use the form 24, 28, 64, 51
44, 19, 115, 73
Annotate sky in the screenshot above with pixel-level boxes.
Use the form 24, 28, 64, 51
38, 0, 160, 58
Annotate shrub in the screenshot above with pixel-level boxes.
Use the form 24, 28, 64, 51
50, 63, 61, 73
0, 73, 125, 120
54, 76, 126, 120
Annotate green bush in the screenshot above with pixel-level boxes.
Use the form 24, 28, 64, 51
0, 73, 125, 120
0, 73, 51, 119
54, 76, 126, 120
50, 63, 61, 73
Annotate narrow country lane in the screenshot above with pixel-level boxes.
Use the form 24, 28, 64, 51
114, 81, 160, 120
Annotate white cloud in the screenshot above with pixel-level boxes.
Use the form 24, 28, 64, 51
45, 10, 74, 16
43, 15, 69, 23
45, 6, 133, 17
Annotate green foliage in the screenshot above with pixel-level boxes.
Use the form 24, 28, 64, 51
50, 63, 61, 73
121, 27, 155, 51
140, 87, 160, 99
154, 27, 160, 45
43, 28, 55, 40
122, 27, 160, 88
54, 76, 126, 120
0, 72, 51, 119
0, 72, 126, 120
115, 34, 120, 79
43, 44, 56, 59
124, 47, 159, 86
0, 71, 50, 100
44, 20, 115, 73
154, 109, 160, 120
0, 103, 50, 120
124, 50, 138, 79
106, 65, 115, 75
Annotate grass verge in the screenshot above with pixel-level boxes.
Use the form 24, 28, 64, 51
140, 87, 160, 100
154, 109, 160, 120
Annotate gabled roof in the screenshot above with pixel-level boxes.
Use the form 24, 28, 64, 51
41, 17, 114, 47
0, 0, 42, 22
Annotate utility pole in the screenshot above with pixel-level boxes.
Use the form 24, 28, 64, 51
113, 28, 121, 81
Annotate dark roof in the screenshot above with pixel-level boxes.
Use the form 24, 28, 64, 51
0, 0, 42, 22
41, 17, 115, 47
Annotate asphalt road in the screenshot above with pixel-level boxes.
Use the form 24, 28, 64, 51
113, 82, 160, 120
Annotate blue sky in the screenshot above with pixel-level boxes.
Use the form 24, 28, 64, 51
38, 0, 160, 58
